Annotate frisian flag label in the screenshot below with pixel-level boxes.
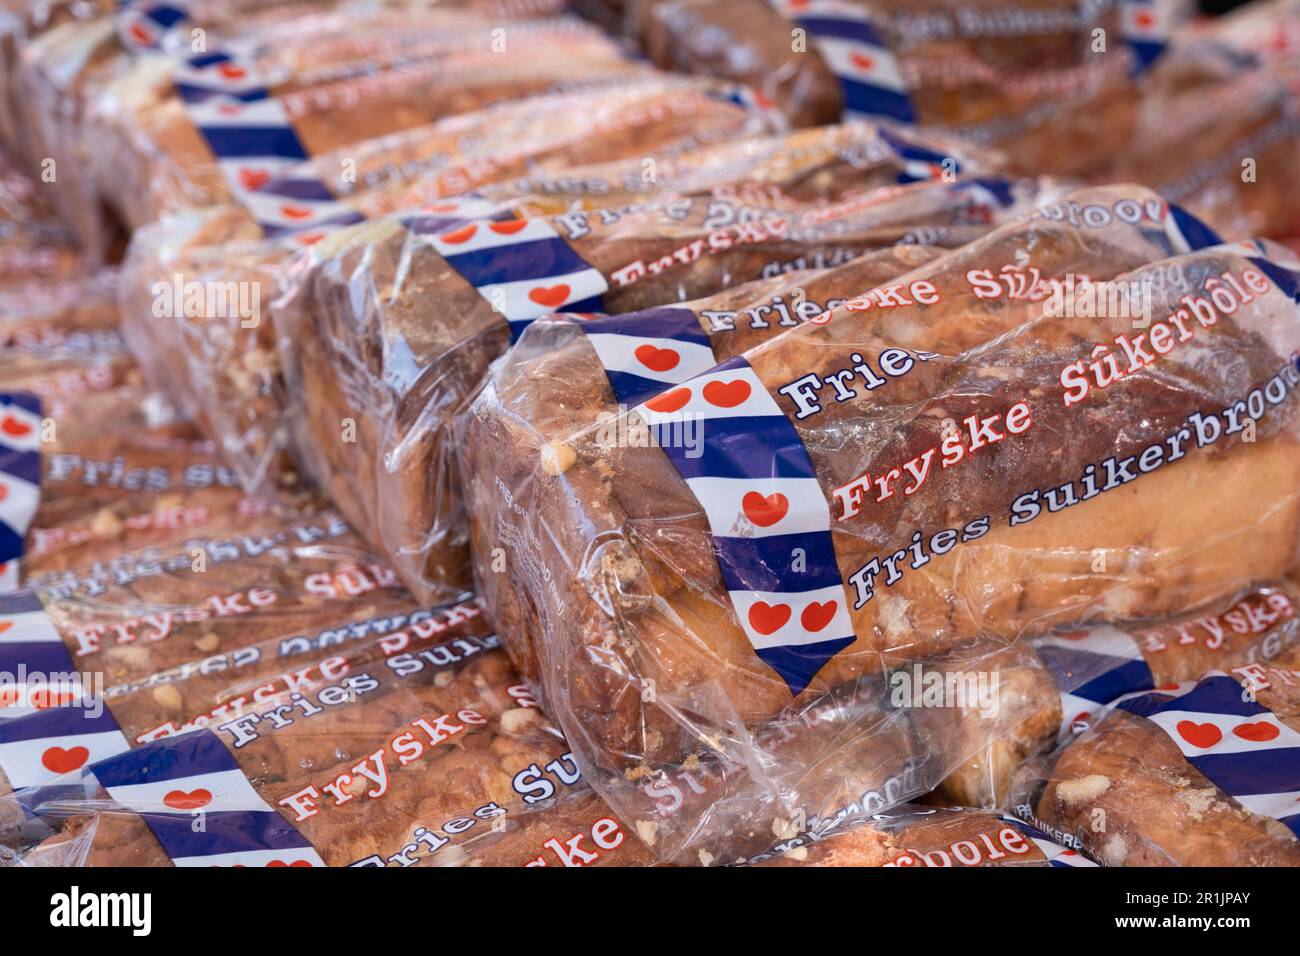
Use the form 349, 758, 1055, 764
1118, 672, 1300, 838
0, 395, 42, 593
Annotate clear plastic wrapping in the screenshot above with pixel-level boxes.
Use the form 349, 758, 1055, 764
640, 0, 1190, 167
117, 75, 778, 490
273, 127, 1024, 606
457, 185, 1300, 860
0, 602, 659, 868
1009, 623, 1300, 866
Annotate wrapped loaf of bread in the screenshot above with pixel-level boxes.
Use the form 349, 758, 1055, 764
1, 616, 655, 868
638, 0, 1189, 170
458, 188, 1300, 849
1013, 642, 1300, 866
12, 3, 622, 253
939, 578, 1300, 809
117, 75, 777, 489
274, 131, 1023, 606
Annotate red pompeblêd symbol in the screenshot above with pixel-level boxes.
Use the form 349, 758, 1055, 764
1176, 720, 1222, 749
0, 621, 12, 634
748, 601, 791, 635
164, 788, 214, 811
217, 63, 248, 80
1233, 721, 1280, 743
2, 414, 32, 437
634, 345, 680, 373
800, 601, 837, 632
644, 388, 690, 414
266, 859, 314, 867
0, 482, 7, 503
440, 224, 477, 244
528, 285, 570, 308
41, 746, 90, 774
850, 52, 875, 71
742, 492, 788, 527
702, 379, 751, 408
280, 206, 312, 220
295, 232, 326, 246
129, 23, 154, 45
489, 219, 528, 235
30, 689, 75, 709
238, 168, 269, 191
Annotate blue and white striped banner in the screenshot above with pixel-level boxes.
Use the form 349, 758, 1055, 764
172, 48, 365, 242
630, 356, 853, 694
772, 0, 915, 123
1119, 672, 1300, 838
1034, 625, 1155, 741
0, 395, 41, 592
1121, 0, 1172, 75
115, 0, 191, 53
0, 591, 130, 790
88, 729, 324, 866
423, 215, 608, 340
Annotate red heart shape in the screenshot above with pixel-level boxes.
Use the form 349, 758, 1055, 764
850, 51, 875, 71
702, 379, 751, 408
217, 102, 243, 117
238, 168, 269, 191
0, 621, 12, 634
742, 491, 788, 527
644, 388, 690, 414
218, 63, 248, 80
266, 859, 314, 867
295, 232, 326, 246
748, 601, 791, 636
164, 788, 213, 811
634, 345, 680, 373
30, 689, 75, 709
0, 689, 17, 708
41, 746, 89, 774
1135, 11, 1154, 28
427, 202, 460, 213
1177, 720, 1222, 749
528, 285, 570, 308
1233, 721, 1280, 743
489, 220, 528, 235
0, 483, 7, 503
440, 224, 477, 244
2, 414, 32, 437
129, 23, 153, 44
280, 206, 312, 220
800, 600, 837, 632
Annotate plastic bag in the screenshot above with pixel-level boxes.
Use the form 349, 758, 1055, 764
639, 0, 1189, 165
117, 75, 778, 489
0, 609, 658, 868
11, 4, 625, 255
276, 136, 1026, 606
942, 579, 1300, 809
750, 804, 1093, 867
458, 187, 1300, 860
1009, 633, 1300, 866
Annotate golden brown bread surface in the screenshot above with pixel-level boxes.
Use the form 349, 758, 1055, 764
460, 189, 1300, 793
277, 143, 1018, 607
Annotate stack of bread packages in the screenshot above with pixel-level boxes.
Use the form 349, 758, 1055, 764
0, 0, 1298, 870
